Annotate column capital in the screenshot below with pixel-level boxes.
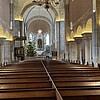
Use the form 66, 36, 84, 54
68, 40, 75, 44
74, 37, 82, 44
82, 32, 92, 40
5, 40, 11, 45
0, 37, 6, 45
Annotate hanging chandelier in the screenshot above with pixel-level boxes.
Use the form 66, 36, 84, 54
32, 0, 61, 10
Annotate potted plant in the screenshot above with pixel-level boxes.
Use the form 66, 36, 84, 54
26, 41, 36, 57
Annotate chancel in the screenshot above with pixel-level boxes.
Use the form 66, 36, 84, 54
0, 0, 100, 100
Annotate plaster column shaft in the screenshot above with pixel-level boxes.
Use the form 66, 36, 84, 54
52, 23, 55, 51
65, 2, 70, 60
92, 10, 97, 67
74, 37, 82, 62
68, 41, 76, 62
85, 40, 91, 64
68, 42, 71, 61
82, 33, 92, 64
4, 40, 11, 63
92, 0, 100, 67
0, 38, 6, 65
56, 21, 60, 60
77, 44, 80, 61
66, 42, 69, 61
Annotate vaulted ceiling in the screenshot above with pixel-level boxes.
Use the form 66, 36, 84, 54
29, 20, 50, 34
14, 0, 65, 20
14, 0, 65, 34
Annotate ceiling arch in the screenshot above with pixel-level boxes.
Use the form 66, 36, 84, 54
21, 2, 58, 17
28, 20, 50, 34
27, 15, 52, 29
0, 25, 4, 37
23, 6, 55, 23
85, 18, 92, 32
74, 26, 82, 37
14, 0, 65, 21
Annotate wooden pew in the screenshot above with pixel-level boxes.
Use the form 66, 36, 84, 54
49, 70, 100, 74
48, 68, 99, 71
0, 74, 48, 78
46, 60, 100, 100
55, 81, 100, 88
0, 60, 56, 100
0, 82, 52, 89
59, 88, 100, 100
50, 73, 100, 77
0, 88, 56, 100
2, 60, 100, 100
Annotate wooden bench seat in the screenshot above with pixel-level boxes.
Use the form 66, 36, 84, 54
55, 81, 100, 87
0, 74, 48, 79
0, 75, 48, 79
0, 78, 49, 83
0, 66, 44, 69
0, 70, 46, 73
0, 68, 45, 71
0, 82, 52, 89
53, 77, 100, 82
52, 76, 100, 79
48, 66, 94, 69
0, 72, 47, 75
17, 64, 43, 67
0, 71, 47, 75
1, 60, 100, 100
48, 68, 99, 71
50, 73, 100, 77
59, 88, 100, 100
0, 88, 56, 100
49, 70, 100, 74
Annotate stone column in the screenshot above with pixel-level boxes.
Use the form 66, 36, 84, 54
74, 37, 82, 63
0, 38, 6, 65
10, 41, 14, 62
56, 21, 60, 60
68, 41, 76, 62
59, 21, 65, 60
65, 2, 70, 61
82, 33, 92, 65
52, 22, 56, 50
4, 40, 12, 63
92, 0, 100, 67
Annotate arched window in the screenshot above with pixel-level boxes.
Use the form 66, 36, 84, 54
46, 34, 49, 45
37, 39, 43, 48
29, 32, 34, 42
37, 31, 43, 49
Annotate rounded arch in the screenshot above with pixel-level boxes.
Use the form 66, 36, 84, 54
70, 31, 74, 39
75, 26, 82, 37
26, 16, 52, 37
21, 3, 58, 17
25, 16, 52, 46
23, 5, 55, 24
28, 20, 50, 34
29, 32, 34, 42
9, 33, 13, 41
5, 31, 9, 39
85, 18, 92, 32
27, 15, 52, 29
0, 26, 5, 38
